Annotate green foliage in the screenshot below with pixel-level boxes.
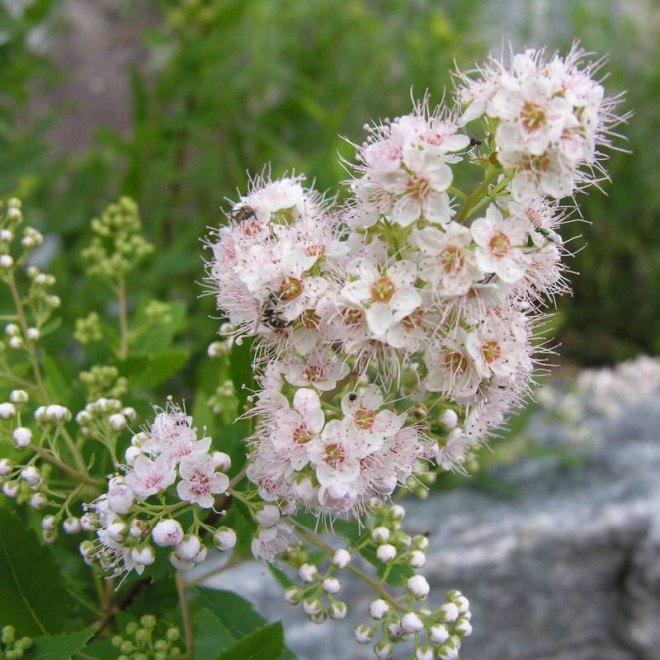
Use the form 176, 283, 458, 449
0, 508, 66, 636
215, 622, 285, 660
30, 628, 94, 660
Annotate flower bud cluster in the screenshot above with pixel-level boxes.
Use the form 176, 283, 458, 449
80, 401, 233, 577
79, 364, 128, 400
82, 197, 154, 281
110, 615, 184, 660
1, 625, 33, 660
75, 397, 136, 436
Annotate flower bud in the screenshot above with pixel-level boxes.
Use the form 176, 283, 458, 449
416, 646, 434, 660
255, 504, 280, 528
284, 587, 302, 605
12, 427, 31, 448
107, 520, 128, 543
108, 483, 135, 515
0, 403, 16, 419
26, 328, 40, 342
211, 451, 231, 472
130, 519, 150, 538
369, 599, 390, 620
175, 535, 202, 561
371, 526, 390, 543
332, 548, 351, 568
0, 255, 13, 269
409, 550, 426, 568
42, 515, 56, 531
328, 601, 347, 619
108, 413, 126, 431
430, 624, 449, 643
124, 446, 142, 466
354, 625, 373, 644
389, 504, 405, 521
302, 597, 321, 616
0, 459, 12, 476
322, 577, 340, 595
374, 641, 393, 659
401, 612, 424, 634
63, 517, 81, 534
376, 543, 397, 563
298, 563, 318, 583
407, 575, 430, 599
213, 527, 237, 551
152, 519, 184, 547
437, 638, 460, 660
131, 545, 156, 567
3, 480, 19, 497
454, 593, 470, 613
440, 602, 459, 623
309, 610, 327, 625
29, 492, 47, 510
169, 552, 195, 571
9, 390, 28, 404
412, 534, 429, 550
455, 617, 472, 637
440, 409, 458, 428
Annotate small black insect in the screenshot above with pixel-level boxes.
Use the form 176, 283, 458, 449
348, 392, 358, 402
468, 134, 482, 148
261, 290, 292, 330
232, 205, 257, 224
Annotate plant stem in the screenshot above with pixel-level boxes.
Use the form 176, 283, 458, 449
117, 277, 129, 360
454, 164, 500, 224
30, 444, 103, 486
290, 520, 406, 613
176, 572, 194, 659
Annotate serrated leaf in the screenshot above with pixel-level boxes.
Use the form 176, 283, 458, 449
215, 622, 284, 660
0, 508, 66, 635
30, 627, 94, 660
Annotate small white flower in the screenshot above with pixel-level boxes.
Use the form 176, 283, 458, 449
0, 459, 12, 476
0, 403, 16, 419
409, 550, 426, 568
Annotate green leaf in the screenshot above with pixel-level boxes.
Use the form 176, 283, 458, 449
127, 349, 189, 387
42, 350, 72, 407
0, 509, 66, 635
30, 628, 94, 660
195, 588, 267, 639
215, 622, 284, 660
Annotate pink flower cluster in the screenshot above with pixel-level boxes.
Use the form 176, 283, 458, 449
454, 43, 626, 202
81, 402, 231, 576
206, 44, 623, 518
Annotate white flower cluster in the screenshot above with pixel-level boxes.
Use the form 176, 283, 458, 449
80, 402, 233, 577
454, 42, 626, 202
284, 503, 472, 659
206, 44, 623, 521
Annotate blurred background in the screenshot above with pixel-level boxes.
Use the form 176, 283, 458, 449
2, 1, 659, 658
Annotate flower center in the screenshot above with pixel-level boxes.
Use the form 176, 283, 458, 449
520, 102, 546, 131
324, 443, 345, 467
445, 351, 469, 374
342, 308, 363, 327
305, 244, 325, 257
300, 309, 320, 329
371, 277, 396, 303
293, 425, 313, 445
488, 232, 510, 257
353, 409, 375, 431
482, 340, 501, 363
440, 246, 465, 273
280, 277, 303, 301
406, 173, 431, 200
304, 365, 324, 383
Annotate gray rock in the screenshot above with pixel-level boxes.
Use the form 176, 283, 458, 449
204, 402, 660, 660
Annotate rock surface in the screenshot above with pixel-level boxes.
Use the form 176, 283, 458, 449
206, 402, 660, 659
